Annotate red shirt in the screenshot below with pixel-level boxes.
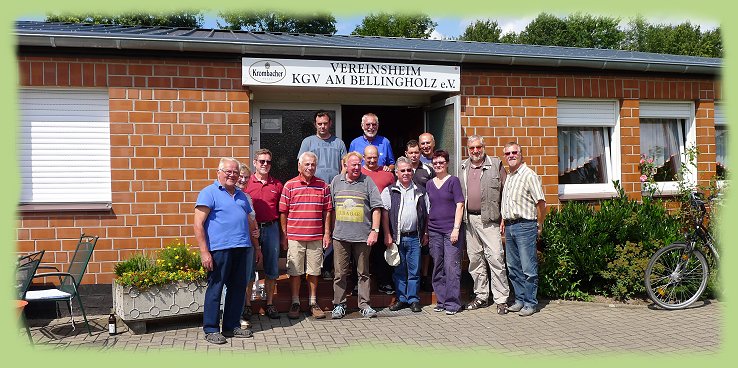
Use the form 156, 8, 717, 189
244, 174, 283, 223
361, 166, 396, 193
279, 175, 333, 241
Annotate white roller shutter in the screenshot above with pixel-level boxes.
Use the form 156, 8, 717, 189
557, 100, 618, 126
640, 101, 693, 118
18, 89, 111, 204
715, 103, 726, 126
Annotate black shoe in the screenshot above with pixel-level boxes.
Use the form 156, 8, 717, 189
466, 298, 489, 310
389, 301, 410, 311
410, 302, 422, 313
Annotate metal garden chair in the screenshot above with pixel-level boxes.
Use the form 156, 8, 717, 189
25, 234, 98, 335
16, 250, 45, 343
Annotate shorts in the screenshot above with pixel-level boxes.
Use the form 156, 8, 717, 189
286, 239, 323, 277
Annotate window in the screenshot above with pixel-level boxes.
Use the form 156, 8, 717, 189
557, 100, 620, 199
639, 101, 696, 195
18, 89, 111, 210
715, 103, 728, 181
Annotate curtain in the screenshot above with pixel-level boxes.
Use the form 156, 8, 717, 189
715, 126, 727, 169
558, 127, 605, 176
639, 119, 681, 169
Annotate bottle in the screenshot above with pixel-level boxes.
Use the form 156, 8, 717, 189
108, 308, 117, 335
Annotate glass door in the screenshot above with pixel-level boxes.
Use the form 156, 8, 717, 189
425, 96, 461, 176
252, 103, 341, 184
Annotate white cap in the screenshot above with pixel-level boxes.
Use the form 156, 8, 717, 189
384, 243, 400, 267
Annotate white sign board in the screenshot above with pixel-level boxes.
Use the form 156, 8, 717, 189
242, 58, 460, 92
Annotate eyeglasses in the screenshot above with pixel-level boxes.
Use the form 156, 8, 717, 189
504, 150, 519, 156
469, 145, 484, 151
364, 123, 378, 127
257, 159, 272, 165
432, 161, 447, 166
219, 169, 240, 176
237, 177, 249, 184
398, 168, 413, 173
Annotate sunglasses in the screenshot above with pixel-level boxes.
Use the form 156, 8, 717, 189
432, 161, 447, 166
398, 168, 413, 173
504, 150, 519, 156
257, 159, 272, 165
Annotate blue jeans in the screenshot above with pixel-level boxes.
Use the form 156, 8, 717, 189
249, 222, 280, 281
203, 247, 253, 334
393, 235, 421, 304
504, 220, 538, 308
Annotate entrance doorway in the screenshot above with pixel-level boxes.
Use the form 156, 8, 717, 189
341, 105, 424, 161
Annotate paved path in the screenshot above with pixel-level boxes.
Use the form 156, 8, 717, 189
24, 300, 722, 357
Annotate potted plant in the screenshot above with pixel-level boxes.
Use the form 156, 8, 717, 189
112, 240, 206, 334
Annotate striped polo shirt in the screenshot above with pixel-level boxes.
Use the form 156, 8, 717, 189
279, 175, 333, 241
501, 163, 545, 221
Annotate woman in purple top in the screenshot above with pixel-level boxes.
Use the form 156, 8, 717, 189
425, 149, 465, 315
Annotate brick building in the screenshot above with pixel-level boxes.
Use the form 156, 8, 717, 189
14, 21, 724, 286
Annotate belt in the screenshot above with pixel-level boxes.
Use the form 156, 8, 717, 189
504, 218, 534, 226
400, 231, 418, 237
258, 219, 277, 228
467, 210, 481, 215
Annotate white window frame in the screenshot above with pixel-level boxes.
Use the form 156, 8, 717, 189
639, 101, 697, 196
714, 102, 727, 188
557, 99, 621, 200
18, 88, 112, 211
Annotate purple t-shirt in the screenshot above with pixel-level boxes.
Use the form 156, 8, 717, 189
426, 175, 464, 233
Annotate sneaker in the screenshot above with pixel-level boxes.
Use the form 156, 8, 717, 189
361, 306, 378, 318
466, 298, 489, 310
222, 327, 253, 338
322, 270, 334, 280
518, 306, 537, 317
433, 305, 444, 312
496, 303, 508, 315
242, 305, 253, 320
204, 332, 227, 344
506, 302, 524, 313
240, 318, 252, 329
331, 304, 346, 319
287, 303, 301, 319
265, 304, 279, 319
378, 284, 395, 295
389, 301, 409, 311
310, 304, 326, 319
445, 310, 457, 315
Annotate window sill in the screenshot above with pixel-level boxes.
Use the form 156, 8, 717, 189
18, 202, 113, 213
558, 184, 618, 201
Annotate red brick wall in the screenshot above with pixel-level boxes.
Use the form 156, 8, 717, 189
17, 55, 249, 284
16, 55, 721, 284
460, 70, 720, 205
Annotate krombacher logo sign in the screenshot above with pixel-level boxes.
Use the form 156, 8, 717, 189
249, 60, 286, 83
242, 58, 460, 92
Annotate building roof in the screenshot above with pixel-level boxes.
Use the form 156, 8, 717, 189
15, 21, 721, 75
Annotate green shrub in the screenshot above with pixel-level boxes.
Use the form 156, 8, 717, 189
540, 182, 681, 300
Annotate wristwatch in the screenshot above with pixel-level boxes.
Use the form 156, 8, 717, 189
371, 228, 380, 233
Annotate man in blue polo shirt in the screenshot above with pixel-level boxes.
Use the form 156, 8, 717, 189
194, 157, 261, 344
349, 113, 395, 172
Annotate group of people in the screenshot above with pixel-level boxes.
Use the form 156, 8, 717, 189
193, 111, 546, 344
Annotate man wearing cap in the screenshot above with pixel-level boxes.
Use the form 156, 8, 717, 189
381, 156, 429, 313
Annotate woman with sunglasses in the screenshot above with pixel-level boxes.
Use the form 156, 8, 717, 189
425, 149, 465, 315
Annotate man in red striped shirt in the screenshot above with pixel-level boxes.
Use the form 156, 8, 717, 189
279, 151, 333, 319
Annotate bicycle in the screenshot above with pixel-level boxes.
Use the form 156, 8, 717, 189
644, 192, 721, 310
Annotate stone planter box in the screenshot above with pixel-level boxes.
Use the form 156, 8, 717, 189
112, 279, 206, 334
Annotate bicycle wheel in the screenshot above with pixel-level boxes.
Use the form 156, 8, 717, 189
645, 243, 709, 310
